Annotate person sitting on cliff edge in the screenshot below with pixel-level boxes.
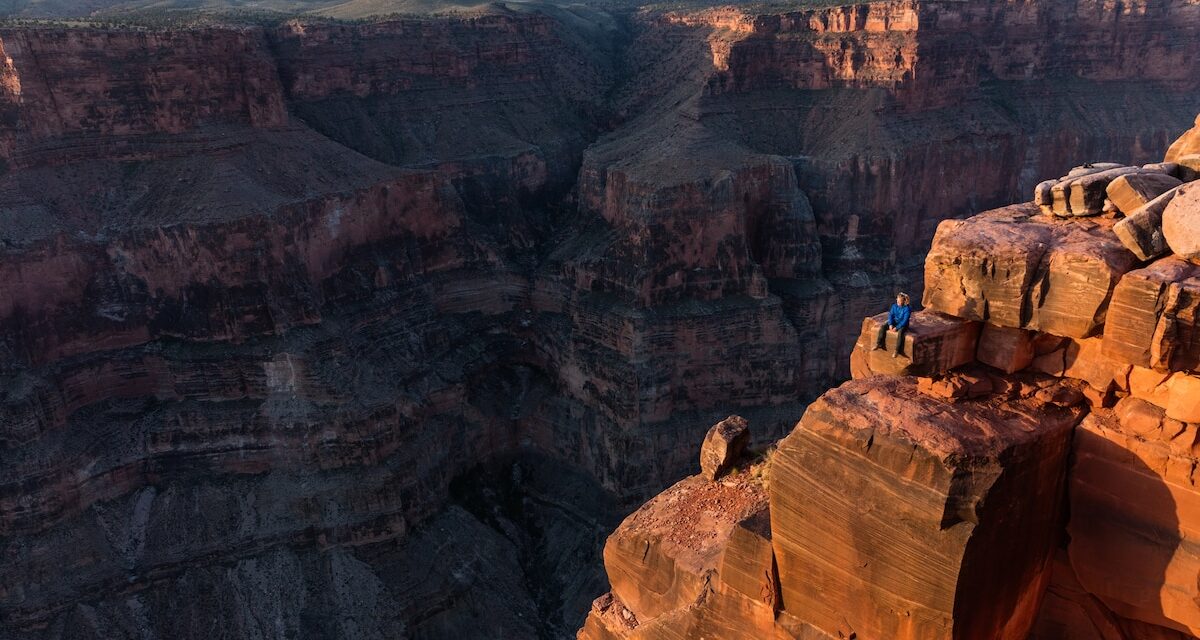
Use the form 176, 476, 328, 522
873, 292, 911, 358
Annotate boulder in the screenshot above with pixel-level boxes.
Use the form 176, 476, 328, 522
1123, 366, 1200, 423
1067, 167, 1142, 216
924, 204, 1141, 338
699, 415, 750, 481
769, 376, 1084, 640
1103, 257, 1200, 372
1128, 366, 1174, 408
1062, 337, 1131, 397
1142, 161, 1181, 178
603, 474, 767, 621
1166, 374, 1200, 422
1046, 166, 1141, 216
850, 310, 980, 379
976, 323, 1035, 373
1067, 404, 1200, 637
1176, 154, 1200, 182
596, 472, 794, 639
1162, 182, 1200, 262
1106, 172, 1182, 215
1164, 113, 1200, 163
1112, 186, 1181, 261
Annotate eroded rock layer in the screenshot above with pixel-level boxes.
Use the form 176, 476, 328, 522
1, 1, 1199, 638
584, 116, 1200, 639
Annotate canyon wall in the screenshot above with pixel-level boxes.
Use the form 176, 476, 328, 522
0, 1, 1196, 637
582, 122, 1200, 639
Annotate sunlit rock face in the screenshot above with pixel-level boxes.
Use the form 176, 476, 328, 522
1, 1, 1199, 638
584, 116, 1200, 640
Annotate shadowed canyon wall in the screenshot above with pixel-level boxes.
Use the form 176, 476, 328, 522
0, 1, 1197, 637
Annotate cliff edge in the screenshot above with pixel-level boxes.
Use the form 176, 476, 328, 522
580, 118, 1200, 640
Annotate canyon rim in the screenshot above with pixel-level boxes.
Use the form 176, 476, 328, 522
0, 0, 1198, 638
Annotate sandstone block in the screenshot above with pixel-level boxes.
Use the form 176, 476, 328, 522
850, 310, 980, 379
602, 474, 768, 623
917, 371, 993, 401
1067, 406, 1200, 636
699, 415, 750, 481
976, 323, 1035, 373
717, 507, 778, 610
1044, 166, 1140, 216
1113, 186, 1180, 261
769, 376, 1083, 640
598, 471, 797, 640
1162, 182, 1200, 262
578, 593, 638, 640
924, 204, 1140, 338
1030, 347, 1067, 376
1129, 366, 1174, 408
1176, 154, 1200, 182
1165, 374, 1200, 423
1103, 257, 1200, 372
1164, 113, 1200, 163
1143, 162, 1181, 178
1106, 172, 1182, 215
1062, 337, 1130, 395
1068, 167, 1142, 216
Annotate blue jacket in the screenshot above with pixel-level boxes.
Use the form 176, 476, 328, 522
888, 303, 911, 330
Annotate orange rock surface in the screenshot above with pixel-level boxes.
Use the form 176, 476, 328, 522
585, 463, 800, 640
769, 376, 1082, 640
585, 111, 1200, 640
1104, 256, 1200, 372
1068, 403, 1200, 636
923, 204, 1140, 338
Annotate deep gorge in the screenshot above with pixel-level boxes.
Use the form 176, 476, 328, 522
0, 1, 1198, 638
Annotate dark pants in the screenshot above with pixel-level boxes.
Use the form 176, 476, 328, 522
875, 323, 907, 355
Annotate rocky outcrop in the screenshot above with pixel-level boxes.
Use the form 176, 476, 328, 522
1, 2, 1199, 639
770, 375, 1082, 640
923, 205, 1140, 338
1163, 182, 1200, 261
584, 116, 1200, 639
698, 415, 750, 481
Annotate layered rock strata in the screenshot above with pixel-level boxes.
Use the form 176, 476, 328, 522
584, 117, 1200, 639
1, 1, 1199, 638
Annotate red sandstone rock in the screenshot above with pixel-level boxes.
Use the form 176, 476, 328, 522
849, 310, 979, 379
1103, 257, 1200, 372
1165, 113, 1200, 163
1055, 166, 1142, 216
1067, 404, 1200, 636
1162, 182, 1200, 262
924, 204, 1141, 338
976, 323, 1035, 373
1177, 154, 1200, 182
597, 469, 796, 639
1062, 337, 1132, 397
1031, 552, 1197, 640
769, 376, 1083, 640
699, 416, 750, 481
1107, 172, 1183, 215
1114, 186, 1181, 261
917, 371, 994, 401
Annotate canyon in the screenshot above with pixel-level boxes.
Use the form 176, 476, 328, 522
0, 0, 1197, 638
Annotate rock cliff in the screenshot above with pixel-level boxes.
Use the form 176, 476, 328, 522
581, 113, 1200, 639
0, 1, 1198, 638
